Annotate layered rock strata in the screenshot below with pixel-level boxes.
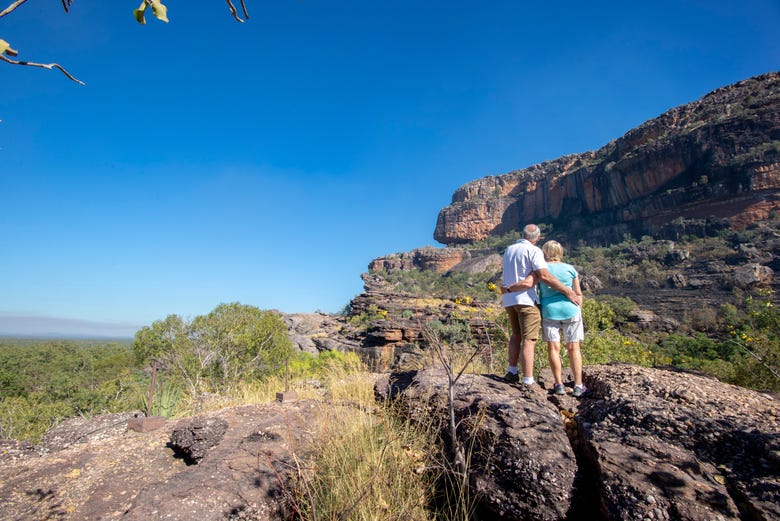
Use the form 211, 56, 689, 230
435, 72, 780, 245
368, 246, 471, 273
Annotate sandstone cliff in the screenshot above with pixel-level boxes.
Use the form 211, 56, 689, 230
434, 72, 780, 245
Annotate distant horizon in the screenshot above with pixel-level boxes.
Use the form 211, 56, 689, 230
0, 333, 134, 341
0, 314, 142, 339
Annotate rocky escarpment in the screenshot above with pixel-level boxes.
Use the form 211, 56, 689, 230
364, 225, 778, 342
377, 364, 780, 521
435, 72, 780, 245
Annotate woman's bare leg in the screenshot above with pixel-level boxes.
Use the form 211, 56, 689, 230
566, 341, 583, 386
547, 341, 563, 384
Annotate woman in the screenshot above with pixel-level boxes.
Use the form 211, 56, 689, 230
539, 240, 586, 397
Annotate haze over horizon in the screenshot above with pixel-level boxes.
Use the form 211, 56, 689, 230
2, 1, 779, 338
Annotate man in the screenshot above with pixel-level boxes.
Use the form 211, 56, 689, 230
500, 224, 582, 385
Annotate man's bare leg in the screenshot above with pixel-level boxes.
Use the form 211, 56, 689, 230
521, 338, 536, 380
508, 333, 520, 368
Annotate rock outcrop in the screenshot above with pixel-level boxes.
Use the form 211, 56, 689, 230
434, 72, 780, 245
39, 411, 143, 452
169, 417, 228, 464
377, 368, 578, 520
369, 246, 472, 273
0, 402, 321, 521
1, 365, 777, 520
283, 312, 361, 354
578, 365, 779, 521
356, 73, 780, 356
376, 364, 780, 520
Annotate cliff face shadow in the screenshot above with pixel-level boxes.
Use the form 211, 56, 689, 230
383, 369, 419, 397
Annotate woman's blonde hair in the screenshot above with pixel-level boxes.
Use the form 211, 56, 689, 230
542, 240, 564, 261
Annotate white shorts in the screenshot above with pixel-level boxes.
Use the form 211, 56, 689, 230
542, 311, 584, 343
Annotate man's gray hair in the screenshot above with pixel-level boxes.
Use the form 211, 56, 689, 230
522, 224, 541, 241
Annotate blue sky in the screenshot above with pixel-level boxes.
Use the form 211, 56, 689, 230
1, 0, 778, 337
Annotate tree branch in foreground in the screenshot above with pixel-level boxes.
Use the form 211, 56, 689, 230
0, 0, 28, 19
226, 0, 250, 22
2, 0, 248, 83
0, 55, 85, 85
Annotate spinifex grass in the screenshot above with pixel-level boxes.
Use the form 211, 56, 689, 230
291, 400, 436, 521
216, 351, 371, 409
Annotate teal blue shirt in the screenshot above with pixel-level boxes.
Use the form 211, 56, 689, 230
539, 262, 580, 320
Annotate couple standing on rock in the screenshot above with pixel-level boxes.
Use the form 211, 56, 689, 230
499, 224, 587, 397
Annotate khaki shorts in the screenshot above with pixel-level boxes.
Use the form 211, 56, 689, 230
505, 304, 542, 342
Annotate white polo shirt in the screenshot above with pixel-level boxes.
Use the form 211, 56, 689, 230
502, 239, 547, 307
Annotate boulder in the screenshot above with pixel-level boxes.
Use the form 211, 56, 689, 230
580, 274, 604, 291
284, 312, 360, 354
737, 243, 774, 263
732, 263, 775, 287
378, 364, 780, 520
377, 368, 577, 520
663, 248, 690, 265
169, 417, 228, 464
668, 272, 687, 288
578, 364, 780, 520
369, 246, 471, 273
626, 309, 656, 324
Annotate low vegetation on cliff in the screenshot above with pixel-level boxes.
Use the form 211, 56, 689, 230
366, 214, 780, 394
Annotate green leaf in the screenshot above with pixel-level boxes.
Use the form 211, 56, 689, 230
151, 0, 169, 23
0, 39, 18, 57
133, 2, 147, 25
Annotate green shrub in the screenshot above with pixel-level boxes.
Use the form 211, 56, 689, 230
435, 321, 474, 345
649, 289, 780, 392
727, 336, 780, 391
655, 332, 735, 369
581, 298, 617, 331
467, 231, 521, 252
600, 296, 638, 324
719, 289, 780, 391
133, 303, 294, 396
581, 330, 653, 366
